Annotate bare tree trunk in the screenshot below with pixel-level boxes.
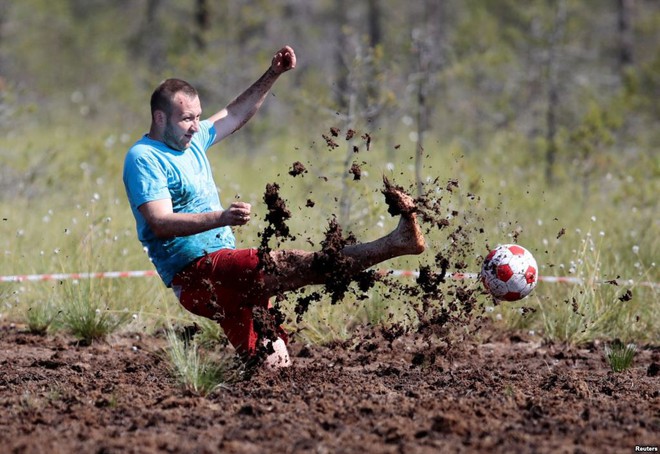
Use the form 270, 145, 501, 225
544, 0, 566, 185
414, 55, 427, 198
412, 0, 444, 197
0, 0, 6, 76
130, 0, 164, 69
365, 0, 382, 126
334, 0, 349, 111
617, 0, 634, 70
194, 0, 210, 52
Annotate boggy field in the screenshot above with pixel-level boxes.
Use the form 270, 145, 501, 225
0, 323, 657, 454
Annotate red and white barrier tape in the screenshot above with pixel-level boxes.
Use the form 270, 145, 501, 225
385, 269, 659, 289
0, 269, 657, 289
0, 270, 159, 283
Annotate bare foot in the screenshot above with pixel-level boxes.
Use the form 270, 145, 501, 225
386, 186, 425, 256
393, 208, 426, 255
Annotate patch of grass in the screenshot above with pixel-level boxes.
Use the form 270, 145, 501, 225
56, 280, 132, 345
191, 318, 229, 349
165, 328, 240, 396
296, 304, 357, 345
604, 341, 636, 373
536, 228, 657, 345
1, 111, 657, 350
486, 299, 541, 333
25, 297, 61, 335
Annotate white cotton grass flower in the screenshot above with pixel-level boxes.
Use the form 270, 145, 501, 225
632, 245, 639, 255
71, 90, 84, 103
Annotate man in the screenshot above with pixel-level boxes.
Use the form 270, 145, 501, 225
123, 46, 425, 369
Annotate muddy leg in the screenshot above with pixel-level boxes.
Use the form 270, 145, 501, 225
261, 187, 425, 295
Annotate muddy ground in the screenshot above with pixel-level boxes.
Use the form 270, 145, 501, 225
0, 323, 657, 454
2, 129, 657, 453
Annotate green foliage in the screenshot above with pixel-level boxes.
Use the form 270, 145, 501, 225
535, 229, 656, 345
165, 328, 240, 396
0, 0, 658, 349
55, 280, 132, 345
25, 298, 61, 335
191, 318, 229, 350
292, 295, 361, 346
604, 341, 636, 373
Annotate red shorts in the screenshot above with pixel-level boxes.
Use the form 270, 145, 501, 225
170, 248, 286, 356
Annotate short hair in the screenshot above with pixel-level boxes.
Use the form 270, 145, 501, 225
150, 78, 198, 118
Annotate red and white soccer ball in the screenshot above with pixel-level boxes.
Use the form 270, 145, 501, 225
481, 244, 538, 301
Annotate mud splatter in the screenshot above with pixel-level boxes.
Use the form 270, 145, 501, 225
381, 176, 416, 217
349, 162, 362, 180
257, 182, 293, 275
253, 128, 493, 354
289, 161, 307, 177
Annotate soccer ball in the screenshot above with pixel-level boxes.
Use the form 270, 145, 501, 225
481, 244, 538, 301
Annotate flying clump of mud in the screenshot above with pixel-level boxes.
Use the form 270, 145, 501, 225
257, 126, 487, 345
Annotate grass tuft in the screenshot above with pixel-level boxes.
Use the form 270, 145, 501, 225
56, 280, 132, 345
25, 298, 61, 335
165, 328, 241, 396
604, 341, 636, 373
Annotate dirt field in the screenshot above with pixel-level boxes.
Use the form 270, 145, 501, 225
0, 323, 657, 454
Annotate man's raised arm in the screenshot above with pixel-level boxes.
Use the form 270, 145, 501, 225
208, 46, 296, 143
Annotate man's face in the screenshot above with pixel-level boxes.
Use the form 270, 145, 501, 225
162, 93, 202, 151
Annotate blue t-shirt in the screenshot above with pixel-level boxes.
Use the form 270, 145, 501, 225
123, 120, 235, 286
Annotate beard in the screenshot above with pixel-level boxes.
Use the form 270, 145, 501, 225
162, 122, 189, 151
